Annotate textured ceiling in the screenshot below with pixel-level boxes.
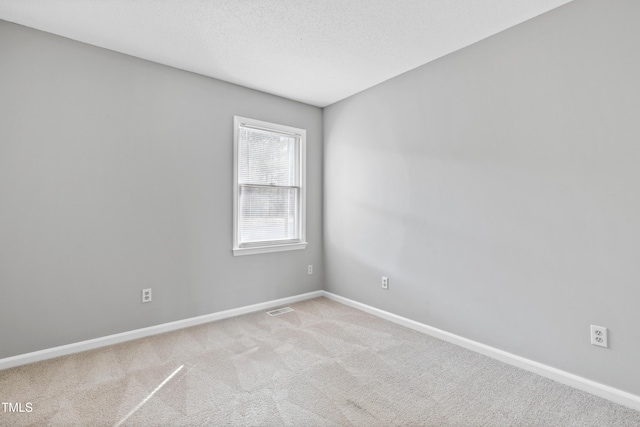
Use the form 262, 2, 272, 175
0, 0, 574, 107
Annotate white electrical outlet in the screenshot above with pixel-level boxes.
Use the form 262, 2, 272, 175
142, 288, 152, 303
382, 276, 389, 290
590, 325, 608, 348
308, 265, 313, 275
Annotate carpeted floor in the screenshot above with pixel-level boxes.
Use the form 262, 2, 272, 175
1, 297, 639, 426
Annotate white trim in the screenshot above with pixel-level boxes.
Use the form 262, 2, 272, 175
3, 288, 639, 413
320, 291, 640, 412
232, 116, 307, 256
233, 241, 307, 256
0, 290, 323, 371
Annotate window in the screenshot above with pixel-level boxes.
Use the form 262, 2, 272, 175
233, 116, 307, 256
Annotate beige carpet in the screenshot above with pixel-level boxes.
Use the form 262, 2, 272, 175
1, 297, 639, 426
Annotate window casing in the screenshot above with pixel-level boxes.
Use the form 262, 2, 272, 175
233, 116, 307, 256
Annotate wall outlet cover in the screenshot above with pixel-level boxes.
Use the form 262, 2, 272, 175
590, 325, 608, 348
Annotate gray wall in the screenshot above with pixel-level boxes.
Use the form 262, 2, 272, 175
324, 0, 640, 396
0, 21, 323, 358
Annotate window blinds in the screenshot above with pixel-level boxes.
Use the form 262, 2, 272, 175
237, 125, 300, 245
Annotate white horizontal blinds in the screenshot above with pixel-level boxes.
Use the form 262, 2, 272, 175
239, 187, 299, 243
238, 125, 300, 245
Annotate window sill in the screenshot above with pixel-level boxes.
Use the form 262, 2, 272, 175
233, 242, 308, 256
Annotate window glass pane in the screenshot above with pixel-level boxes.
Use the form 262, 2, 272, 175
239, 186, 299, 244
239, 127, 298, 186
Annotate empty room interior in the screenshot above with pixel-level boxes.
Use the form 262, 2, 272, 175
1, 0, 640, 425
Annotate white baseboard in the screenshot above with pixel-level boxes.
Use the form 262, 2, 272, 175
321, 291, 640, 412
3, 289, 639, 413
0, 290, 323, 371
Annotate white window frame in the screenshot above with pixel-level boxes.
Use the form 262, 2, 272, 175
233, 116, 307, 256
